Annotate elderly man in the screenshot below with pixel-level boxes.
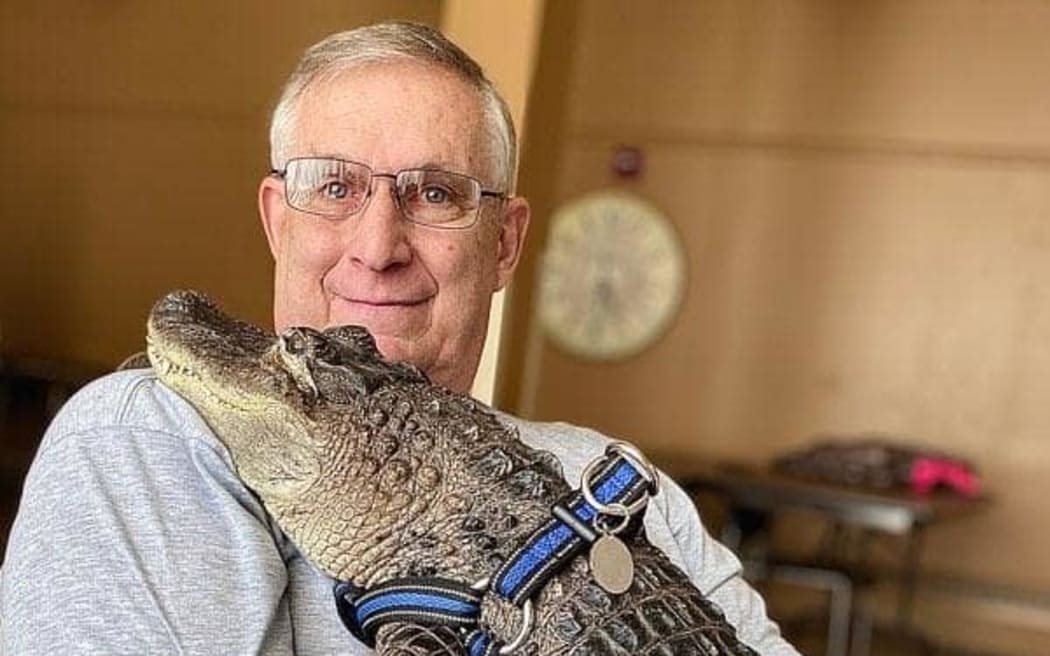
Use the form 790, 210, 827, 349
1, 22, 798, 655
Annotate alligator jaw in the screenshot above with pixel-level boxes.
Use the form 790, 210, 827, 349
146, 290, 322, 505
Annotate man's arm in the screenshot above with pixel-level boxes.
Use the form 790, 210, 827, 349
655, 475, 801, 655
0, 373, 295, 654
509, 416, 799, 655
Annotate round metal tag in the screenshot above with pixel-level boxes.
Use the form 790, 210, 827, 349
589, 535, 634, 594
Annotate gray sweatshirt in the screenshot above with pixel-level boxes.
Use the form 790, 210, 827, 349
1, 369, 798, 655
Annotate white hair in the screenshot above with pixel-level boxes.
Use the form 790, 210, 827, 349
269, 21, 518, 193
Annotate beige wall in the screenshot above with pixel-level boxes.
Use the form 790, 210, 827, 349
5, 0, 1050, 648
504, 0, 1050, 647
0, 1, 441, 369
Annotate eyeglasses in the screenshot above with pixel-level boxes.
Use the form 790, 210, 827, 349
270, 157, 506, 229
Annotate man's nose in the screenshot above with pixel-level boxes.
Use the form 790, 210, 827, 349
345, 176, 412, 269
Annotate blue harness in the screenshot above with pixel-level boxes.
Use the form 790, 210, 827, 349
334, 443, 657, 654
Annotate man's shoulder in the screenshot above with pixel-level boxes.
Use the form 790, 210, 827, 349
496, 414, 613, 481
496, 412, 698, 519
499, 413, 606, 448
40, 367, 218, 455
19, 367, 261, 542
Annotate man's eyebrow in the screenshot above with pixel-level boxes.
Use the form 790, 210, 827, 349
408, 160, 468, 173
304, 155, 479, 177
311, 154, 358, 162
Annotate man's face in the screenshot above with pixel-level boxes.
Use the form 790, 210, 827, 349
258, 62, 528, 393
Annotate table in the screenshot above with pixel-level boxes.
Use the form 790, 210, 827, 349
667, 459, 989, 656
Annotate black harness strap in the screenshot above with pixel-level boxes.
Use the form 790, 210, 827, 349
490, 454, 651, 605
334, 577, 482, 647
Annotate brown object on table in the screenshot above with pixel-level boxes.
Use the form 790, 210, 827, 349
682, 460, 986, 536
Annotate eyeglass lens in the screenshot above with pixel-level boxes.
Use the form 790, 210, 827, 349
283, 158, 482, 227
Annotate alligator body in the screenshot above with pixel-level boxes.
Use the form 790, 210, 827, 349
146, 290, 758, 655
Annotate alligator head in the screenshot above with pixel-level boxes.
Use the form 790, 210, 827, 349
146, 290, 452, 582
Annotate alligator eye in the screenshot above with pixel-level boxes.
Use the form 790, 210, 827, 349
280, 330, 309, 355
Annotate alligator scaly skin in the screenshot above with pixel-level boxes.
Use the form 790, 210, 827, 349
146, 290, 759, 655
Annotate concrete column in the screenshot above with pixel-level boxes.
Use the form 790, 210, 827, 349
441, 0, 545, 404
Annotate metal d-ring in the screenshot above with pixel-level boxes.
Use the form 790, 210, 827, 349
607, 440, 661, 496
580, 440, 661, 520
592, 509, 632, 536
580, 466, 645, 521
471, 578, 535, 655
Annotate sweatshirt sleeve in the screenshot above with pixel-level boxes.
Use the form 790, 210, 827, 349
509, 415, 800, 655
657, 474, 801, 655
0, 371, 297, 655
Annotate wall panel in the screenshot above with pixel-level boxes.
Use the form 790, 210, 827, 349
510, 1, 1050, 639
0, 0, 441, 367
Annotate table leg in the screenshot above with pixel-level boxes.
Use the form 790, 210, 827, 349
897, 523, 926, 627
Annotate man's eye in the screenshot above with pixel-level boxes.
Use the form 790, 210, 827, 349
421, 186, 453, 204
320, 181, 349, 199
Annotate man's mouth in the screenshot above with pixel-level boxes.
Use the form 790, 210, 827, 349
327, 294, 431, 334
349, 297, 428, 307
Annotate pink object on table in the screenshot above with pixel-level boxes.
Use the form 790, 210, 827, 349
909, 457, 981, 497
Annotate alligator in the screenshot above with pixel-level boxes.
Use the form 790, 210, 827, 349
145, 290, 759, 655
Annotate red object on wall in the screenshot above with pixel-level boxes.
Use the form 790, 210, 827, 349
612, 145, 644, 179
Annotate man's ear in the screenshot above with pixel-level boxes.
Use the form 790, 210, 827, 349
494, 196, 530, 291
258, 175, 287, 259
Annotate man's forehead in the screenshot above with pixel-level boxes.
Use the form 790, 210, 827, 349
292, 62, 492, 174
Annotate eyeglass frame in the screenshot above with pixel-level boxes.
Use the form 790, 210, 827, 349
269, 156, 508, 230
